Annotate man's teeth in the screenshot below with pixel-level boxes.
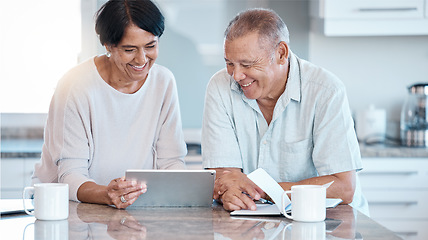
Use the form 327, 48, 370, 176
242, 81, 254, 87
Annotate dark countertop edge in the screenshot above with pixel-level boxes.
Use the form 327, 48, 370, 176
1, 140, 427, 158
1, 152, 41, 158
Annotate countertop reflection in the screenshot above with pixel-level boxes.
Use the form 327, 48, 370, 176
1, 200, 401, 240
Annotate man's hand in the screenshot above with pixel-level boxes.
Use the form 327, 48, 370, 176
210, 168, 265, 211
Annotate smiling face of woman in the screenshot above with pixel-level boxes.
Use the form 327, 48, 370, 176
106, 24, 159, 92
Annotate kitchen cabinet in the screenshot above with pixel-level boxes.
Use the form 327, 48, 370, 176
184, 155, 203, 170
359, 157, 428, 240
1, 158, 39, 198
0, 156, 202, 198
310, 0, 428, 36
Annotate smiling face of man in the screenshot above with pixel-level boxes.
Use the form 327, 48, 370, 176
224, 32, 288, 102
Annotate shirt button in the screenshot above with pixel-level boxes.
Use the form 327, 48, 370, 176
263, 141, 267, 145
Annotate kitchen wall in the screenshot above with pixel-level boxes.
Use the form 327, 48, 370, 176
2, 0, 428, 141
309, 34, 428, 138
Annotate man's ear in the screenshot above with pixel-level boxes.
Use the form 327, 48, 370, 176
277, 41, 289, 65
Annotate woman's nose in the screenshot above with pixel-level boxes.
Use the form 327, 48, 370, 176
136, 50, 147, 64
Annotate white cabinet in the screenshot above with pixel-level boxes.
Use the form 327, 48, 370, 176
1, 158, 39, 198
310, 0, 428, 36
360, 158, 428, 240
184, 155, 203, 170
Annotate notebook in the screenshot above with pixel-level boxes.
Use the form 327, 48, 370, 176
125, 169, 215, 207
230, 199, 343, 216
0, 199, 33, 215
230, 168, 342, 216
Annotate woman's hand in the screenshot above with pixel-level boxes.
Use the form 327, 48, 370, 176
77, 178, 147, 209
107, 177, 147, 209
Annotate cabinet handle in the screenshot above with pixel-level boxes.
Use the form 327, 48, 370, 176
369, 201, 418, 206
359, 171, 418, 176
358, 7, 418, 12
395, 231, 418, 237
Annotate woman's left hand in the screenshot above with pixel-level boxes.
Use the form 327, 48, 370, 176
107, 177, 147, 209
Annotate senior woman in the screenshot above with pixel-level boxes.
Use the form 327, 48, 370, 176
32, 0, 187, 209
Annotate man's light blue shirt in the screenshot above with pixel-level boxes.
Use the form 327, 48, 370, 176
202, 52, 369, 215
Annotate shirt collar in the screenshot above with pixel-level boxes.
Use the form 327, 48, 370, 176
284, 51, 301, 103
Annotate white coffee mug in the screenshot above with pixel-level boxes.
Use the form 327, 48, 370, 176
284, 221, 326, 240
35, 219, 69, 240
23, 183, 69, 220
283, 185, 326, 222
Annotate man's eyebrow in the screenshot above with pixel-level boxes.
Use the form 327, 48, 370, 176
224, 58, 258, 64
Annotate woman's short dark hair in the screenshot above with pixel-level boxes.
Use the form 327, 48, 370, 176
95, 0, 165, 46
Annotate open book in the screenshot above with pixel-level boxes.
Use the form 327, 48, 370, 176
230, 168, 342, 216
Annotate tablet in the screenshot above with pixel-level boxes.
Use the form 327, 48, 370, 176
125, 169, 216, 207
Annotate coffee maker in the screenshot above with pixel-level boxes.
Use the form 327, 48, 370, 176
400, 83, 428, 147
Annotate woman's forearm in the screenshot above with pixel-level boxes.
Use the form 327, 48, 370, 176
77, 181, 111, 205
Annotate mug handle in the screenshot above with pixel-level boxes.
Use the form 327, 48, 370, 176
282, 190, 293, 220
23, 186, 35, 216
23, 222, 34, 240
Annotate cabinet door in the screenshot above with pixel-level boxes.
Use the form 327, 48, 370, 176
364, 190, 428, 219
1, 159, 25, 199
310, 0, 428, 36
359, 158, 428, 189
184, 155, 203, 170
426, 0, 428, 18
323, 0, 424, 19
380, 220, 428, 240
23, 158, 40, 187
1, 159, 25, 189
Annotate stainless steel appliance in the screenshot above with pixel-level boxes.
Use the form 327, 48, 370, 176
400, 83, 428, 147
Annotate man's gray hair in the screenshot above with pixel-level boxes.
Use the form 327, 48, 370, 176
224, 8, 290, 50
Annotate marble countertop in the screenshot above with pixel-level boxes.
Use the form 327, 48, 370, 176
359, 142, 428, 158
1, 139, 44, 158
1, 201, 400, 240
1, 138, 427, 159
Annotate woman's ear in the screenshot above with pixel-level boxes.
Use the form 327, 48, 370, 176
277, 41, 289, 65
104, 44, 111, 53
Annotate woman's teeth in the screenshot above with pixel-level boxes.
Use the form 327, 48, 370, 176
131, 63, 146, 70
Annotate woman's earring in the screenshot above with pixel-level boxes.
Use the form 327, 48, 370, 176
106, 51, 111, 58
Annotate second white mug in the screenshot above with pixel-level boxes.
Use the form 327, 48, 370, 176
283, 185, 326, 222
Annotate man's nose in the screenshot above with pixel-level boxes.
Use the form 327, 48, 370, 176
232, 67, 246, 81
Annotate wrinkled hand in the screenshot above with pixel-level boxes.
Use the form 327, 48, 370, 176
213, 216, 266, 240
107, 210, 147, 240
214, 170, 265, 211
107, 177, 147, 209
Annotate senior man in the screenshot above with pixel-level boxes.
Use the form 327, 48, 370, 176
201, 8, 368, 216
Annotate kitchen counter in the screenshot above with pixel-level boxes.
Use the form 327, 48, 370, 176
1, 201, 401, 240
1, 139, 44, 158
359, 142, 428, 158
2, 138, 427, 159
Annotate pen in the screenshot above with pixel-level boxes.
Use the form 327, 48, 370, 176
242, 192, 274, 204
258, 198, 274, 205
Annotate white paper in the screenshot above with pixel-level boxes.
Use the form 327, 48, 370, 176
230, 199, 343, 216
247, 168, 290, 214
